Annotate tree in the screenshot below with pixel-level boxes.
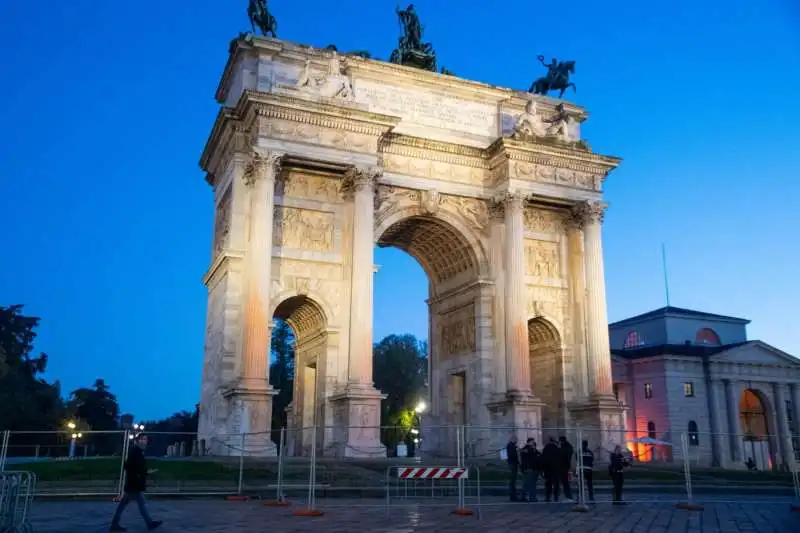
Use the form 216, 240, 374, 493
270, 319, 295, 436
67, 378, 121, 455
372, 334, 428, 448
0, 305, 65, 433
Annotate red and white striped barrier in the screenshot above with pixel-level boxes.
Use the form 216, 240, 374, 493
397, 467, 469, 480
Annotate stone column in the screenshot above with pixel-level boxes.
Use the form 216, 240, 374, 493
240, 152, 282, 383
574, 200, 613, 397
565, 214, 588, 399
502, 192, 531, 395
708, 380, 728, 467
329, 165, 386, 458
724, 379, 744, 464
773, 383, 792, 468
792, 384, 800, 464
345, 165, 381, 386
488, 203, 507, 395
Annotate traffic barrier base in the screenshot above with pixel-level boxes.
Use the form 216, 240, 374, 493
571, 503, 589, 513
451, 508, 473, 516
224, 495, 248, 501
263, 497, 291, 507
292, 508, 324, 517
675, 502, 704, 511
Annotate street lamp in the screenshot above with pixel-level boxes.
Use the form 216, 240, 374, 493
413, 401, 427, 458
129, 423, 145, 439
69, 431, 82, 458
414, 401, 427, 414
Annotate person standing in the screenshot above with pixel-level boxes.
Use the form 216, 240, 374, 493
505, 435, 520, 501
541, 437, 561, 502
109, 435, 163, 531
520, 438, 541, 502
558, 436, 575, 501
609, 444, 630, 505
579, 440, 595, 502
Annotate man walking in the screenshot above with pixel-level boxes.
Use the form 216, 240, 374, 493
109, 434, 163, 531
579, 440, 595, 502
505, 435, 520, 501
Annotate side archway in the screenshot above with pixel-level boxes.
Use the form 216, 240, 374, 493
528, 317, 565, 431
739, 388, 775, 470
271, 293, 330, 457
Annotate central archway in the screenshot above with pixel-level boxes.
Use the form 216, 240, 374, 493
739, 388, 773, 470
375, 212, 485, 457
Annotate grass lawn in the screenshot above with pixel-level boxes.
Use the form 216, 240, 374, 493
14, 457, 795, 485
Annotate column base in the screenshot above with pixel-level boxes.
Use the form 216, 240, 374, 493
487, 391, 545, 449
329, 383, 387, 458
221, 378, 277, 457
569, 393, 624, 460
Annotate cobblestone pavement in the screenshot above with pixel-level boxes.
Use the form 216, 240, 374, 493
29, 498, 799, 532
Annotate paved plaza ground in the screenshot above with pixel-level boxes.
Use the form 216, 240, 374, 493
28, 497, 799, 532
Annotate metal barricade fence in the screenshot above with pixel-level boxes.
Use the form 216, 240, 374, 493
0, 471, 37, 532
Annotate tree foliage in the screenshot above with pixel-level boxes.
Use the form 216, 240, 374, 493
66, 378, 122, 455
0, 305, 64, 431
372, 334, 428, 447
270, 319, 295, 434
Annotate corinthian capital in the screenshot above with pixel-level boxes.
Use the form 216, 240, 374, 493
343, 165, 382, 193
571, 200, 607, 226
243, 151, 284, 187
492, 190, 528, 214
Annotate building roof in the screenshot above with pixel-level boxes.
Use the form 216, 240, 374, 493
608, 306, 750, 328
611, 342, 749, 360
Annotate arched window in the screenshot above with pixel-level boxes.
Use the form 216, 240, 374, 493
688, 420, 699, 446
647, 421, 656, 439
624, 331, 641, 349
695, 328, 721, 346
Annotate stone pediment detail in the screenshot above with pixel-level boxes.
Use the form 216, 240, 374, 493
712, 341, 800, 367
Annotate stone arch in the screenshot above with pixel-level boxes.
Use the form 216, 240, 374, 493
695, 327, 721, 346
739, 387, 776, 470
375, 205, 489, 286
271, 293, 330, 457
527, 317, 565, 431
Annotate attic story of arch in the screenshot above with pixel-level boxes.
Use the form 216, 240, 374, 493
196, 6, 624, 458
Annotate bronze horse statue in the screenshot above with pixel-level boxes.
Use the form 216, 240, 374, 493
529, 60, 576, 99
248, 0, 277, 37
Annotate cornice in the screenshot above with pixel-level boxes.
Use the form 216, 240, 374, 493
202, 251, 245, 288
489, 137, 621, 176
379, 133, 487, 169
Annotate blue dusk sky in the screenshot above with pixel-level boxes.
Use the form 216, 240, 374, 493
0, 1, 798, 420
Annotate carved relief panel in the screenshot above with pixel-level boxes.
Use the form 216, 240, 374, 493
524, 207, 564, 235
440, 194, 489, 232
273, 207, 335, 253
213, 187, 232, 256
439, 305, 477, 359
278, 172, 342, 203
374, 185, 421, 228
525, 239, 561, 278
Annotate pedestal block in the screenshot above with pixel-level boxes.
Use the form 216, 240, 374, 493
487, 392, 545, 450
222, 378, 277, 457
329, 385, 387, 458
569, 394, 624, 461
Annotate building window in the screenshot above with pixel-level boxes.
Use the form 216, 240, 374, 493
688, 420, 699, 446
695, 328, 721, 346
644, 383, 653, 399
647, 421, 656, 439
623, 331, 641, 349
683, 382, 695, 397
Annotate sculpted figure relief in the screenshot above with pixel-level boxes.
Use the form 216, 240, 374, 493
512, 100, 546, 140
524, 208, 564, 234
421, 189, 441, 215
280, 173, 341, 203
273, 207, 335, 252
543, 103, 573, 143
213, 188, 232, 255
525, 240, 561, 278
441, 195, 488, 231
296, 52, 354, 100
439, 308, 477, 357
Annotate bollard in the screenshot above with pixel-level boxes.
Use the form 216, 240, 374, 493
265, 428, 291, 507
293, 425, 323, 517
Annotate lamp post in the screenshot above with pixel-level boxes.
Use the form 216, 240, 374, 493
414, 401, 427, 457
129, 423, 145, 440
66, 422, 82, 459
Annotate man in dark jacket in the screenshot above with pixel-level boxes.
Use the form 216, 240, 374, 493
520, 438, 541, 502
609, 444, 630, 505
505, 435, 520, 501
558, 436, 574, 501
541, 437, 561, 502
109, 435, 163, 531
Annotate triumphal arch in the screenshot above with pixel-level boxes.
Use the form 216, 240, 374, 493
198, 33, 623, 457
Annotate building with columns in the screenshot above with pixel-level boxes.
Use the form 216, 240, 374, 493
610, 306, 800, 469
197, 34, 626, 458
